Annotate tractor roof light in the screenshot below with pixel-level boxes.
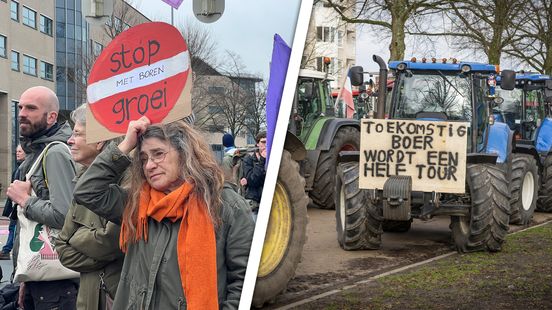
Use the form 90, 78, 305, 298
431, 57, 437, 63
411, 57, 417, 62
397, 62, 407, 71
323, 57, 331, 65
461, 64, 471, 73
442, 58, 447, 63
422, 57, 427, 63
452, 58, 458, 64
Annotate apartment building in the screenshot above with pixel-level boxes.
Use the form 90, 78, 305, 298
302, 0, 356, 90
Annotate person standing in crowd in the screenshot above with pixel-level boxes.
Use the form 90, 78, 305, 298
73, 117, 254, 309
55, 105, 124, 310
240, 131, 267, 214
0, 145, 25, 260
6, 86, 77, 309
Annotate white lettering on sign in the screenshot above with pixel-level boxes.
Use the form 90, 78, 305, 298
359, 119, 469, 193
87, 50, 189, 103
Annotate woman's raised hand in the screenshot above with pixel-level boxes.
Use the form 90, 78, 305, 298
118, 116, 151, 154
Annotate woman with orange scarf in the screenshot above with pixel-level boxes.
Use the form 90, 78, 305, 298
73, 117, 255, 309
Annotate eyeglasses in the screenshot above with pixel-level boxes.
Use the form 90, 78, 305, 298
140, 149, 172, 166
259, 140, 267, 144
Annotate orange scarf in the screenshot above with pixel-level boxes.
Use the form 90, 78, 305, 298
120, 182, 218, 310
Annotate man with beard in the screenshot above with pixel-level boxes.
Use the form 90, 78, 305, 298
6, 86, 78, 309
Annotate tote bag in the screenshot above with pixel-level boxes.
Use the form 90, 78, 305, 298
14, 141, 80, 282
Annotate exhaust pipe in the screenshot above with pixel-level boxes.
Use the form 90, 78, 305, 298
373, 55, 388, 119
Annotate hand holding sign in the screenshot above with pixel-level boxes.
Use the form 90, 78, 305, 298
86, 22, 193, 143
118, 116, 151, 154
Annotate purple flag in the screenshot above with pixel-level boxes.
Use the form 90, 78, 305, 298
161, 0, 184, 9
265, 34, 291, 166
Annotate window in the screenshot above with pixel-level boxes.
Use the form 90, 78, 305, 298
22, 6, 36, 28
40, 15, 53, 36
11, 51, 19, 71
0, 35, 6, 58
337, 30, 344, 47
23, 55, 37, 76
208, 86, 225, 94
10, 1, 19, 21
41, 61, 54, 80
92, 41, 103, 57
316, 26, 336, 43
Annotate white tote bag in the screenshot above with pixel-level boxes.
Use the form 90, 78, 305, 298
14, 141, 79, 283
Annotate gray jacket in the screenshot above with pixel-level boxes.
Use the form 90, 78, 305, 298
74, 143, 254, 309
14, 122, 76, 267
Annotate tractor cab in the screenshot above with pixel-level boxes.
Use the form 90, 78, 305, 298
387, 59, 509, 154
291, 69, 335, 140
495, 73, 552, 140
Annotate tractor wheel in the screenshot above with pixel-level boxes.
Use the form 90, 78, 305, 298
509, 154, 538, 225
335, 162, 382, 250
451, 164, 510, 252
311, 126, 360, 209
382, 219, 412, 233
537, 154, 552, 212
252, 150, 309, 307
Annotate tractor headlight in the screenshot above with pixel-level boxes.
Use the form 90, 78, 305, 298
397, 62, 407, 71
461, 64, 471, 73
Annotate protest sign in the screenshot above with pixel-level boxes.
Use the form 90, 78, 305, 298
86, 22, 192, 143
359, 119, 469, 193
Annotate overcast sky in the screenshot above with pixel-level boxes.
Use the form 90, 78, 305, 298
128, 0, 301, 81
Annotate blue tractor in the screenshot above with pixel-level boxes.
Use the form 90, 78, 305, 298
335, 56, 516, 252
494, 73, 552, 223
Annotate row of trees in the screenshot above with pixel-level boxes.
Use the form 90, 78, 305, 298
327, 0, 552, 74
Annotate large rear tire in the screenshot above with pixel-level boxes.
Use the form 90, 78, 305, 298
537, 154, 552, 212
335, 162, 382, 250
510, 154, 538, 225
311, 126, 360, 209
451, 164, 510, 252
252, 150, 309, 307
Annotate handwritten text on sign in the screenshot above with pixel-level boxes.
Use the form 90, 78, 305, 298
87, 22, 190, 134
359, 119, 469, 193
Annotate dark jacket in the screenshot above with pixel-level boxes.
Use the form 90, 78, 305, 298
242, 153, 266, 203
55, 167, 124, 310
13, 122, 76, 267
73, 143, 255, 309
2, 164, 20, 218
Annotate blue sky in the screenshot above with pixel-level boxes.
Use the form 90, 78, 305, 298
129, 0, 301, 81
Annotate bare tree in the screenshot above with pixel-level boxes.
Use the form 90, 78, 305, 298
327, 0, 448, 61
179, 18, 220, 73
409, 0, 525, 65
194, 51, 262, 138
504, 0, 552, 74
244, 81, 267, 138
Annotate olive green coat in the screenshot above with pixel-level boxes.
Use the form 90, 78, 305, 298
73, 143, 255, 309
55, 168, 124, 310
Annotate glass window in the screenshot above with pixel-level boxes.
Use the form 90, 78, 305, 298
10, 1, 19, 21
11, 51, 19, 71
41, 61, 54, 80
22, 7, 36, 28
40, 15, 53, 36
0, 35, 6, 58
92, 41, 103, 57
316, 26, 336, 43
23, 55, 37, 76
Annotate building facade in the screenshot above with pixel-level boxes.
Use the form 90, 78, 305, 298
302, 0, 356, 90
0, 0, 147, 197
0, 0, 56, 196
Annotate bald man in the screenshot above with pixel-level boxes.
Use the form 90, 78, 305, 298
7, 86, 78, 310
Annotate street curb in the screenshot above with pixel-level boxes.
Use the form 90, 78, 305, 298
275, 219, 552, 310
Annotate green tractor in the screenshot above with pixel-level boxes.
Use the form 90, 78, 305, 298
252, 68, 362, 306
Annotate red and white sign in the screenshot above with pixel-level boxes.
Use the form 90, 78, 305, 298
341, 72, 355, 118
87, 22, 191, 139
